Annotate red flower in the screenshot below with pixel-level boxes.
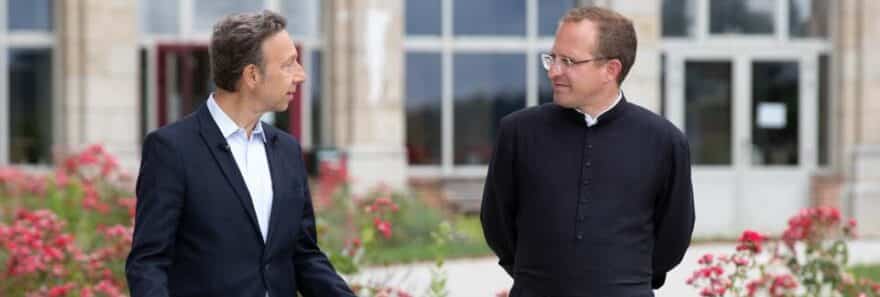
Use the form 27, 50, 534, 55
736, 230, 766, 253
745, 278, 766, 297
47, 283, 75, 297
373, 218, 393, 239
698, 253, 714, 265
769, 274, 798, 296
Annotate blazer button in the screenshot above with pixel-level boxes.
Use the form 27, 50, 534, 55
264, 264, 271, 272
576, 233, 583, 240
585, 161, 592, 167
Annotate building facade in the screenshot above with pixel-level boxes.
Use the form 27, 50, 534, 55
2, 0, 879, 236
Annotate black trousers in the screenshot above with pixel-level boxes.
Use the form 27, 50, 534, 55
508, 282, 655, 297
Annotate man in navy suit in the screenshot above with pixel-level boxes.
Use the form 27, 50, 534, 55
125, 10, 356, 297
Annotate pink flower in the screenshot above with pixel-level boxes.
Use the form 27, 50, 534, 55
769, 274, 797, 296
373, 218, 392, 239
698, 253, 714, 265
47, 283, 74, 297
736, 230, 766, 253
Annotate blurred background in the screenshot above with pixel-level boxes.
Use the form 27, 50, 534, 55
1, 0, 879, 296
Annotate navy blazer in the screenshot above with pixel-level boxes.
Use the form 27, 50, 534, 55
125, 104, 355, 297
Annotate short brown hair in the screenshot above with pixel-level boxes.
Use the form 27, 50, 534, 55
561, 6, 637, 85
210, 10, 287, 92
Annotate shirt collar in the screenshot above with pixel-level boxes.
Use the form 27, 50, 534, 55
575, 90, 624, 127
207, 94, 267, 143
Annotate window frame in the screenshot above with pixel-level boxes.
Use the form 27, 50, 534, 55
1, 0, 58, 165
405, 0, 587, 178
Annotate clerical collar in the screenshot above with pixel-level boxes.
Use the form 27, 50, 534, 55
574, 90, 623, 127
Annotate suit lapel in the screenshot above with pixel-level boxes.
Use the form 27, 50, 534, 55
263, 123, 287, 253
196, 105, 264, 245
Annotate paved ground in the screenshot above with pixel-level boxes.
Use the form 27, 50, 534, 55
352, 239, 880, 297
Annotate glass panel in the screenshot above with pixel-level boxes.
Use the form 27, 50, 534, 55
140, 0, 179, 34
818, 55, 828, 166
194, 0, 264, 33
685, 61, 732, 165
454, 54, 526, 165
752, 61, 799, 166
539, 0, 577, 36
406, 0, 441, 35
8, 0, 52, 31
406, 53, 443, 165
789, 0, 828, 38
662, 0, 696, 37
454, 0, 525, 36
163, 49, 213, 124
9, 49, 53, 164
710, 0, 775, 35
283, 0, 321, 38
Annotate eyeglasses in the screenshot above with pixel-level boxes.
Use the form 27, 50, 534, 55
540, 53, 613, 71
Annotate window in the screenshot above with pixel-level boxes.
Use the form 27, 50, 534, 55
140, 0, 178, 34
283, 0, 321, 38
406, 0, 441, 36
539, 0, 579, 36
685, 61, 732, 165
8, 50, 53, 164
404, 0, 578, 170
789, 0, 828, 38
453, 54, 526, 165
8, 0, 52, 31
662, 0, 695, 37
5, 0, 55, 164
751, 61, 800, 166
710, 0, 775, 35
406, 53, 442, 165
454, 0, 525, 36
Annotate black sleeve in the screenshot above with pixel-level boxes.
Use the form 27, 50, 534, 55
126, 133, 185, 297
480, 117, 519, 277
293, 156, 356, 297
651, 135, 696, 289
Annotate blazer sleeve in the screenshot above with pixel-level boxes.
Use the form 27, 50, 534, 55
293, 165, 356, 296
126, 132, 186, 297
480, 116, 519, 277
651, 135, 696, 289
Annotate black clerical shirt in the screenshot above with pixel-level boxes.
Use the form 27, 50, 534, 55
480, 97, 695, 297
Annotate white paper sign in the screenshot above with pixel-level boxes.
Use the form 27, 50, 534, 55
757, 102, 786, 129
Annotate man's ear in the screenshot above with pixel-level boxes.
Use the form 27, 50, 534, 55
605, 59, 623, 84
242, 64, 261, 89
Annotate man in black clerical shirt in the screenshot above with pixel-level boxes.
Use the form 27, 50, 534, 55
480, 6, 695, 297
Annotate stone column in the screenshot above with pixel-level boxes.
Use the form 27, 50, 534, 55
58, 0, 140, 169
600, 0, 662, 113
325, 0, 407, 193
834, 0, 880, 235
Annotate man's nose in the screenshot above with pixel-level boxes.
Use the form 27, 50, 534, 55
293, 66, 307, 84
547, 63, 563, 80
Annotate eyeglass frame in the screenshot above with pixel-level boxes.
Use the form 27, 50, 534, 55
540, 52, 615, 71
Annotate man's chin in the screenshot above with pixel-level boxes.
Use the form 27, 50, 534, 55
553, 97, 577, 109
272, 102, 290, 112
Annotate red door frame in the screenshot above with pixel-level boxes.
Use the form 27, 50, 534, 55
154, 43, 303, 140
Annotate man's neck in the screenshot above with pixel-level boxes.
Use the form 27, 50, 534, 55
578, 87, 621, 118
213, 90, 263, 138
